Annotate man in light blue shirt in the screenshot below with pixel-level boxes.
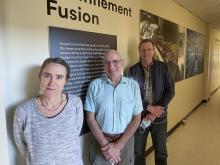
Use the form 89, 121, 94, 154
84, 49, 143, 165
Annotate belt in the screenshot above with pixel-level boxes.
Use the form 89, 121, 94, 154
103, 133, 123, 142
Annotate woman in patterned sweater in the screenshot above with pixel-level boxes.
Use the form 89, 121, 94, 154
13, 58, 83, 165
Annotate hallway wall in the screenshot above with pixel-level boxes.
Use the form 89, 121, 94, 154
0, 0, 214, 164
210, 30, 220, 92
0, 0, 9, 164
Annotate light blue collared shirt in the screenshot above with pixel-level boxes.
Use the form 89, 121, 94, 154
84, 75, 143, 134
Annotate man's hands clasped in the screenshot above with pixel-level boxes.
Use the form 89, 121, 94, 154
102, 142, 121, 164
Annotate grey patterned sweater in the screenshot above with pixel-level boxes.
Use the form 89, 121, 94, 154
13, 94, 83, 165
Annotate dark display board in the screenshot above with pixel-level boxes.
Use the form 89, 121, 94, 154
49, 26, 117, 134
49, 26, 117, 100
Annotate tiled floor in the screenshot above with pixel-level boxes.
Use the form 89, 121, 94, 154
146, 90, 220, 165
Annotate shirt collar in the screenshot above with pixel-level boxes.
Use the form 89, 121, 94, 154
141, 60, 154, 70
103, 74, 127, 85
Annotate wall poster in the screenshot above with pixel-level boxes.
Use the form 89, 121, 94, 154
185, 29, 205, 78
140, 10, 186, 82
140, 10, 205, 81
49, 26, 117, 134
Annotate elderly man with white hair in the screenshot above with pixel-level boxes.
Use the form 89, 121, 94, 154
84, 49, 143, 165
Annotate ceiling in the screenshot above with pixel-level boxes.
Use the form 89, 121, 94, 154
173, 0, 220, 31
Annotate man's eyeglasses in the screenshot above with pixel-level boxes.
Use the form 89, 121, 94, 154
141, 48, 154, 52
104, 60, 122, 66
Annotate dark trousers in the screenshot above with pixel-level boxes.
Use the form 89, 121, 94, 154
134, 121, 168, 165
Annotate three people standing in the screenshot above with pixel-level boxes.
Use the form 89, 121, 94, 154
14, 39, 174, 165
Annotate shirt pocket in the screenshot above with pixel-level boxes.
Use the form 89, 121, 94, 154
119, 98, 135, 124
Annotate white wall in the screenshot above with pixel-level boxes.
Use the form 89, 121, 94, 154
0, 33, 10, 165
1, 0, 213, 164
0, 0, 9, 164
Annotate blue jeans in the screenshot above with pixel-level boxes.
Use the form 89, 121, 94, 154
134, 121, 168, 165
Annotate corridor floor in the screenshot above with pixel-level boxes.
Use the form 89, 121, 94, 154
146, 89, 220, 165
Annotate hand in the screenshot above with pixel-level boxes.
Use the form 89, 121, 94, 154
144, 113, 156, 121
101, 143, 121, 163
147, 105, 164, 117
109, 154, 121, 164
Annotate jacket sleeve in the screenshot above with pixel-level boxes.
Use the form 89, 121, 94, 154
157, 64, 175, 108
13, 106, 27, 158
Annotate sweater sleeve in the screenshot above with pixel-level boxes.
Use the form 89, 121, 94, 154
13, 105, 27, 158
76, 97, 84, 136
